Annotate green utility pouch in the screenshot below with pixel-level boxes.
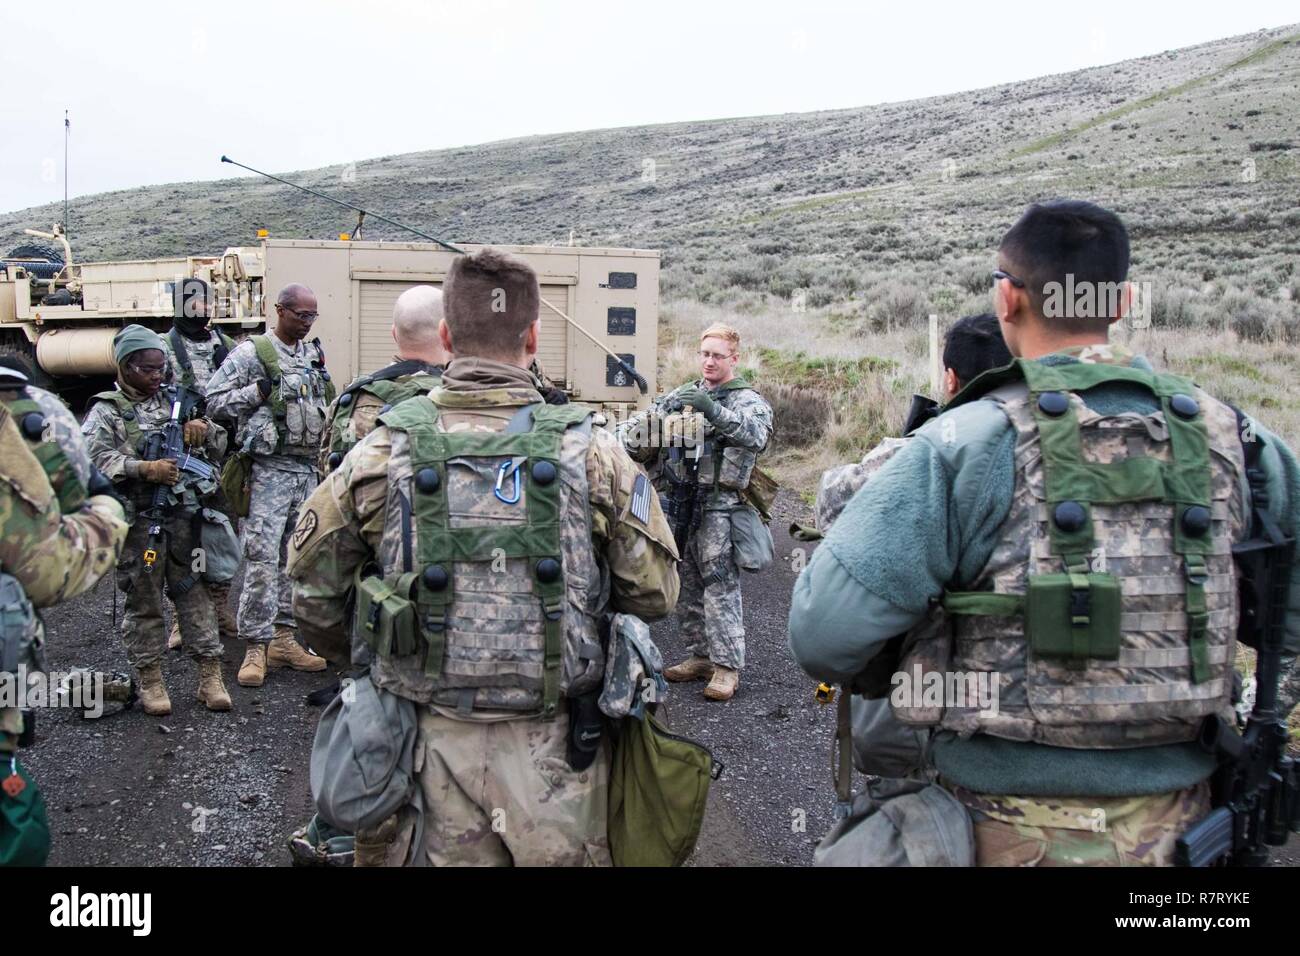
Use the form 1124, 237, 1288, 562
220, 449, 253, 518
729, 504, 774, 573
0, 757, 50, 866
197, 508, 242, 584
607, 708, 718, 867
355, 571, 418, 658
1025, 572, 1122, 661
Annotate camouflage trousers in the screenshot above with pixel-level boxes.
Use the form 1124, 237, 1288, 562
680, 508, 745, 670
952, 781, 1211, 866
364, 707, 613, 867
117, 516, 221, 669
238, 462, 317, 644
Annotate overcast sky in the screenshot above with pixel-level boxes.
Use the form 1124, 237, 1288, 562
0, 0, 1294, 215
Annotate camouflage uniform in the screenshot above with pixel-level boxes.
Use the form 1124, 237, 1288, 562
318, 358, 443, 475
82, 386, 228, 669
0, 380, 129, 753
816, 437, 908, 534
628, 379, 772, 670
159, 327, 235, 394
288, 357, 679, 866
205, 335, 330, 644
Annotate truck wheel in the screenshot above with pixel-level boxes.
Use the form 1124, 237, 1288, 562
6, 241, 64, 264
0, 340, 51, 389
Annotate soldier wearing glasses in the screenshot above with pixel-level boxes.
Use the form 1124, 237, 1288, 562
205, 284, 334, 687
625, 323, 772, 701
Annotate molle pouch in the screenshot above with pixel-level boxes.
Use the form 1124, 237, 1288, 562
717, 444, 756, 491
281, 372, 308, 445
197, 508, 242, 584
0, 573, 37, 674
729, 504, 774, 573
220, 450, 253, 518
600, 613, 667, 720
1024, 573, 1121, 662
354, 572, 419, 659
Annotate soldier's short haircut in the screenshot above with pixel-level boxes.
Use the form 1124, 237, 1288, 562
943, 313, 1012, 387
998, 200, 1130, 333
442, 248, 540, 360
700, 323, 741, 352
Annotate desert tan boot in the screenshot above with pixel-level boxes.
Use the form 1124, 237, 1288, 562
167, 618, 182, 650
208, 581, 238, 641
703, 665, 739, 701
137, 663, 172, 716
238, 643, 267, 687
268, 626, 327, 672
196, 658, 232, 711
664, 655, 715, 683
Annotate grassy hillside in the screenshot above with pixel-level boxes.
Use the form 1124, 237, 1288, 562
4, 24, 1298, 491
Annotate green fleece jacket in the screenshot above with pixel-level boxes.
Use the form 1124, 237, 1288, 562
788, 350, 1300, 797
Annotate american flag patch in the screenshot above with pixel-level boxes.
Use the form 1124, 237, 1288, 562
630, 473, 652, 524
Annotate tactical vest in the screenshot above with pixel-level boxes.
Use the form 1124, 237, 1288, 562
0, 388, 85, 513
323, 360, 442, 470
168, 326, 236, 389
663, 378, 765, 493
251, 334, 337, 455
358, 397, 603, 719
893, 359, 1247, 748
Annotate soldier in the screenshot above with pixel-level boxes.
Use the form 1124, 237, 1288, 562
790, 200, 1300, 866
287, 248, 679, 866
319, 284, 448, 475
816, 313, 1012, 532
0, 365, 129, 865
205, 284, 333, 687
625, 323, 772, 701
160, 277, 239, 649
82, 326, 232, 716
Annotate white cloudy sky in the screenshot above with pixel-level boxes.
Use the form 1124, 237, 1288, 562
0, 0, 1293, 215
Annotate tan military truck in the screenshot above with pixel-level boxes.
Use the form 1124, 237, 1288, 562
0, 225, 659, 410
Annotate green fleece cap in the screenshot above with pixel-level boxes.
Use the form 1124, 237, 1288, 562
113, 324, 165, 364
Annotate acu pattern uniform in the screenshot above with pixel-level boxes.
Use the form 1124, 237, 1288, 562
288, 358, 680, 865
630, 378, 772, 671
82, 385, 228, 671
160, 326, 236, 395
205, 334, 333, 647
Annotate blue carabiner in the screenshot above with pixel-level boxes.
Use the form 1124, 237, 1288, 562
494, 460, 522, 505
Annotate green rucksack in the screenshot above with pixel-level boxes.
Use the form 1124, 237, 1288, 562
0, 758, 50, 867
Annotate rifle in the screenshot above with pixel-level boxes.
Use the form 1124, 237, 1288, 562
140, 389, 217, 572
655, 393, 705, 551
1176, 427, 1300, 865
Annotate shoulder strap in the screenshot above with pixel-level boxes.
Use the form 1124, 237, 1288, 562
168, 328, 195, 386
214, 329, 236, 368
251, 334, 281, 381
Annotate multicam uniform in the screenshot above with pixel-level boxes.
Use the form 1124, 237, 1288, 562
628, 378, 771, 670
82, 386, 228, 670
205, 334, 332, 644
0, 376, 128, 864
790, 345, 1300, 866
288, 357, 679, 866
318, 358, 443, 475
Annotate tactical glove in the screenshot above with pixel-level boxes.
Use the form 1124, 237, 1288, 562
138, 459, 180, 485
182, 419, 209, 446
676, 386, 720, 422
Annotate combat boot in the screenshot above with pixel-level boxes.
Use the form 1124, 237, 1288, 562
238, 643, 267, 687
664, 655, 715, 683
167, 618, 182, 650
703, 665, 739, 701
268, 626, 327, 672
208, 581, 238, 641
137, 663, 172, 716
196, 658, 232, 711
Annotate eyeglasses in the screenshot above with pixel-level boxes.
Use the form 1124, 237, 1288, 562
127, 362, 166, 376
697, 350, 735, 362
278, 303, 319, 322
991, 269, 1027, 289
